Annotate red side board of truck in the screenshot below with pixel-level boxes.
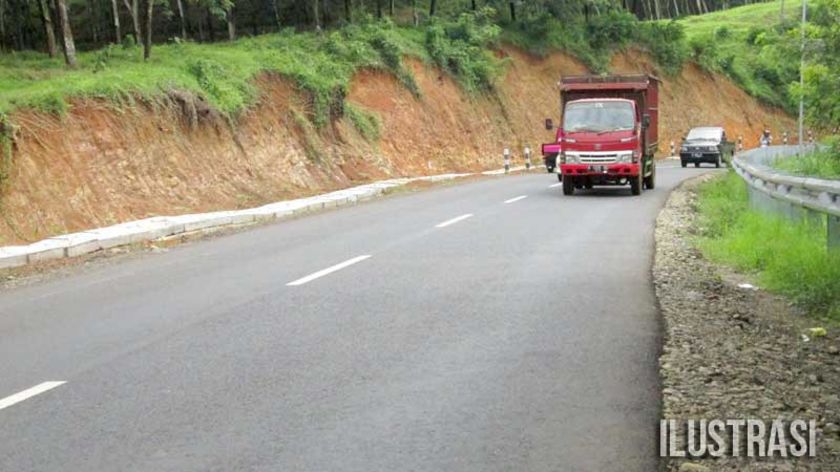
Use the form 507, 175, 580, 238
541, 74, 660, 196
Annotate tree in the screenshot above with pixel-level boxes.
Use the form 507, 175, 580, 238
175, 0, 188, 38
38, 0, 57, 57
143, 0, 154, 59
124, 0, 142, 43
110, 0, 122, 42
430, 0, 437, 16
54, 0, 76, 66
225, 3, 235, 40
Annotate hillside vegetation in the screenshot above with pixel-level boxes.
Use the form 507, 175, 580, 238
0, 0, 822, 127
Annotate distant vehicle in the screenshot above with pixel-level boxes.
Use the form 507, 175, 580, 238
545, 74, 659, 196
679, 127, 734, 168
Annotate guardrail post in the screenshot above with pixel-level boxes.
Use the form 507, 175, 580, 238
830, 215, 840, 252
503, 148, 511, 174
670, 141, 675, 157
738, 136, 743, 152
524, 145, 531, 170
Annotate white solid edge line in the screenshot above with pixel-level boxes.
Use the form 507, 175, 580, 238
0, 381, 66, 411
548, 182, 562, 188
286, 255, 372, 286
504, 195, 528, 204
435, 213, 474, 228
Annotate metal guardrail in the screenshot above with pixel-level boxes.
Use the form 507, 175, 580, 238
732, 145, 840, 250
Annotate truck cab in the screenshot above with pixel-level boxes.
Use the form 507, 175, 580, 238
545, 75, 660, 196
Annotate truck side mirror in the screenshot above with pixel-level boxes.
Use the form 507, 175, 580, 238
642, 114, 651, 128
545, 118, 554, 130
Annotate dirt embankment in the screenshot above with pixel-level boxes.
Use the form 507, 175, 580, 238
0, 48, 793, 245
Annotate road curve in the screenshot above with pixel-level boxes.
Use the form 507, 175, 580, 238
0, 163, 704, 471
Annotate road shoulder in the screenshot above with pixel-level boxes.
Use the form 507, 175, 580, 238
655, 174, 840, 471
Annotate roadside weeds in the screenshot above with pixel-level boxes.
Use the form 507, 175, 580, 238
655, 174, 840, 471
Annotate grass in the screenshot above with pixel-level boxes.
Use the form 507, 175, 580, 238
773, 139, 840, 179
696, 171, 840, 319
0, 16, 500, 127
674, 0, 803, 110
344, 102, 381, 141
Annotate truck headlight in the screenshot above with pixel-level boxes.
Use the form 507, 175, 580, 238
565, 153, 579, 164
617, 152, 633, 163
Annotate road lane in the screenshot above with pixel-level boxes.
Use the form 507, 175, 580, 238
0, 164, 705, 471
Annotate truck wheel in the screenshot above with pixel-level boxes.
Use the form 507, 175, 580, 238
715, 155, 721, 168
557, 173, 563, 182
546, 166, 555, 173
694, 162, 700, 168
562, 175, 574, 195
681, 160, 687, 168
644, 164, 656, 190
630, 173, 642, 196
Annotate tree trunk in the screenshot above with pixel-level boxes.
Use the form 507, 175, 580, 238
672, 0, 680, 17
273, 0, 282, 28
0, 0, 5, 52
376, 0, 381, 18
344, 0, 351, 22
509, 2, 516, 22
142, 0, 152, 59
429, 0, 436, 16
389, 0, 394, 16
55, 0, 76, 66
412, 0, 418, 25
471, 0, 476, 10
175, 0, 187, 38
207, 8, 215, 41
313, 0, 321, 31
226, 7, 235, 41
110, 0, 121, 42
39, 0, 58, 57
653, 0, 662, 19
123, 0, 141, 43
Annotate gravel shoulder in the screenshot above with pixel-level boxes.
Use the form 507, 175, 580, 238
655, 174, 840, 471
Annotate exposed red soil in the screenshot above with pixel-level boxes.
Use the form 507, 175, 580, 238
0, 48, 794, 245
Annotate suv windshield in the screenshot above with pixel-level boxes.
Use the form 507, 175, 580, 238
686, 128, 722, 141
563, 101, 635, 133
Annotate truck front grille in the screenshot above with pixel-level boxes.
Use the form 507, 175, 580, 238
579, 154, 618, 164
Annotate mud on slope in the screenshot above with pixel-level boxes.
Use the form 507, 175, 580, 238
0, 48, 791, 245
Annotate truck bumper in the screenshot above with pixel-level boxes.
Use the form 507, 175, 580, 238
560, 163, 640, 178
680, 152, 720, 164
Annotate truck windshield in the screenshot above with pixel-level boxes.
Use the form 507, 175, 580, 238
563, 101, 635, 133
685, 128, 722, 141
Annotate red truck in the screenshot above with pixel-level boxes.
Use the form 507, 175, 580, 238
542, 75, 660, 196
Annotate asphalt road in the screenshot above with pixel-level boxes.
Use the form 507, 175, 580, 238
0, 163, 702, 471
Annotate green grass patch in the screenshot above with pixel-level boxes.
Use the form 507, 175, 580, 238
773, 137, 840, 178
674, 0, 803, 111
696, 171, 840, 319
344, 103, 381, 141
0, 16, 501, 127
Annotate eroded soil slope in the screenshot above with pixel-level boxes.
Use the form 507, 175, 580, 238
0, 48, 792, 244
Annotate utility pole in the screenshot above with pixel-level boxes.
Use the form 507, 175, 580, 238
798, 0, 807, 153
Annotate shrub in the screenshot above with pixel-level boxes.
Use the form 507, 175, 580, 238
637, 21, 689, 74
425, 9, 502, 93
